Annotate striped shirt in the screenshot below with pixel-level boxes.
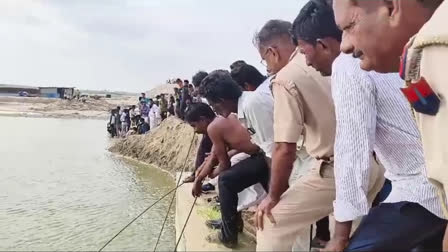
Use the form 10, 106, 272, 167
332, 53, 445, 222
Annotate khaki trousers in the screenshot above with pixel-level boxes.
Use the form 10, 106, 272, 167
256, 160, 385, 251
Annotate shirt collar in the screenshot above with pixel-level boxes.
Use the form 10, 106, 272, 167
237, 92, 249, 119
289, 47, 300, 62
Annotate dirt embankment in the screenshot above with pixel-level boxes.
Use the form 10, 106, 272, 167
109, 117, 200, 175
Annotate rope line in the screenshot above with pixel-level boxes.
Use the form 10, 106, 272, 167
98, 132, 196, 252
153, 133, 196, 251
174, 197, 198, 252
97, 182, 184, 252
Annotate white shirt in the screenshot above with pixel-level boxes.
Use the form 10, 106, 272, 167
120, 113, 126, 123
257, 77, 272, 96
237, 89, 274, 158
149, 104, 161, 119
332, 53, 445, 221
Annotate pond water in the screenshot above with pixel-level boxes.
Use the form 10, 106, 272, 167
0, 116, 175, 251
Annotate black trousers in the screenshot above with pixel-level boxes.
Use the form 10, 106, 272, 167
346, 202, 447, 251
218, 153, 270, 243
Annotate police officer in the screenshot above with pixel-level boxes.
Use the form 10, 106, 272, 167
329, 0, 448, 251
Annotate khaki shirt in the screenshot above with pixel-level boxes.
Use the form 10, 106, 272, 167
271, 49, 336, 159
406, 1, 448, 196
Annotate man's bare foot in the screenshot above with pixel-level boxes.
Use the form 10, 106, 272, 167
183, 174, 195, 183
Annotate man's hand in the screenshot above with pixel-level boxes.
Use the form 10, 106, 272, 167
191, 180, 203, 198
209, 167, 220, 179
321, 237, 348, 252
255, 195, 279, 231
195, 165, 203, 178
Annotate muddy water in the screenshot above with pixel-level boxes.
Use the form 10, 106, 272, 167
0, 116, 175, 251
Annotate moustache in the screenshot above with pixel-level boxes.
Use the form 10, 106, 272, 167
353, 50, 364, 59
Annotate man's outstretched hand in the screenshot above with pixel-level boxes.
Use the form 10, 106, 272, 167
255, 195, 279, 231
191, 180, 203, 198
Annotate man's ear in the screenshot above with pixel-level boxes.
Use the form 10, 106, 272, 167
383, 0, 399, 17
316, 39, 329, 50
271, 47, 282, 64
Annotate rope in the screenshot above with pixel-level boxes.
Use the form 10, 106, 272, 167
98, 132, 196, 252
97, 182, 184, 252
153, 133, 196, 251
174, 197, 198, 252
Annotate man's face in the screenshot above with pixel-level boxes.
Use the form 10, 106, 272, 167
258, 46, 285, 75
188, 120, 208, 134
333, 0, 401, 72
298, 40, 333, 76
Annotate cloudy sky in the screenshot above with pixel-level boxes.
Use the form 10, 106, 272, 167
0, 0, 305, 92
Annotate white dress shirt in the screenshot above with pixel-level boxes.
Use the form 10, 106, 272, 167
332, 54, 445, 222
257, 77, 272, 96
237, 86, 274, 158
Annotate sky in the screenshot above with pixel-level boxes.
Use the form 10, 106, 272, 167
0, 0, 306, 92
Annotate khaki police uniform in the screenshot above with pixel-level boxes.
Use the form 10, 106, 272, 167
256, 49, 384, 251
402, 0, 448, 218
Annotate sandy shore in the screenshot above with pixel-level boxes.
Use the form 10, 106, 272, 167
0, 96, 136, 119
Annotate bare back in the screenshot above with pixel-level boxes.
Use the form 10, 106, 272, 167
208, 114, 258, 155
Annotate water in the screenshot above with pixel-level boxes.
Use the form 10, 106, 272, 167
0, 116, 176, 251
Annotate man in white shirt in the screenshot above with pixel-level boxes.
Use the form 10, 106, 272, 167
195, 70, 274, 248
149, 99, 161, 130
293, 1, 447, 251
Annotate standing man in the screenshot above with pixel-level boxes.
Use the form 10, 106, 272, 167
183, 71, 213, 184
229, 62, 275, 103
159, 94, 168, 121
230, 63, 266, 91
180, 80, 192, 119
331, 0, 448, 250
253, 19, 384, 251
195, 70, 274, 248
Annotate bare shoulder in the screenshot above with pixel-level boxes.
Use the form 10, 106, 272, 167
207, 117, 227, 136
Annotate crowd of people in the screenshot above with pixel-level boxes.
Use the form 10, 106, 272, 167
106, 78, 203, 138
107, 0, 448, 250
171, 0, 447, 251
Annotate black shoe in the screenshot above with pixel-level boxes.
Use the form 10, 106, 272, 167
205, 219, 222, 230
205, 218, 243, 233
202, 183, 215, 192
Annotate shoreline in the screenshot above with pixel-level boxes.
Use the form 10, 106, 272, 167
0, 111, 108, 120
110, 152, 178, 180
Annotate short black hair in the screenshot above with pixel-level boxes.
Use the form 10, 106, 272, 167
199, 70, 243, 103
184, 80, 189, 84
192, 71, 209, 87
291, 0, 342, 45
176, 78, 182, 83
185, 103, 216, 123
230, 64, 267, 89
230, 60, 247, 70
417, 0, 443, 10
254, 19, 293, 48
